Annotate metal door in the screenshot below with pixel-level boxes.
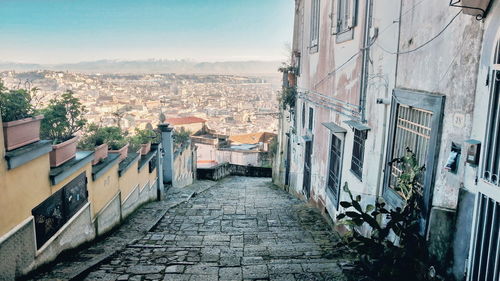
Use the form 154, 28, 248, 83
303, 140, 313, 199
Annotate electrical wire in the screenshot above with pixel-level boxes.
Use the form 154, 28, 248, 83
376, 10, 462, 55
313, 0, 431, 89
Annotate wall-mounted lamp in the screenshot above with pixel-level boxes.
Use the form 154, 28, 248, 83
449, 0, 491, 20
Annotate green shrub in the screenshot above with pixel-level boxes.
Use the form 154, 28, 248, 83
78, 124, 127, 150
173, 127, 191, 146
0, 81, 35, 122
337, 149, 438, 281
128, 128, 157, 152
40, 90, 87, 144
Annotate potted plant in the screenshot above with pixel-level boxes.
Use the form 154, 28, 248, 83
41, 90, 86, 167
0, 82, 44, 151
100, 126, 129, 161
78, 124, 109, 165
128, 128, 156, 155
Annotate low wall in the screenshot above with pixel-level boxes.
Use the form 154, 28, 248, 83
95, 193, 121, 236
173, 143, 196, 188
197, 162, 272, 181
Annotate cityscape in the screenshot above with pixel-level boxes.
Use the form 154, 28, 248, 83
1, 0, 499, 280
0, 70, 281, 135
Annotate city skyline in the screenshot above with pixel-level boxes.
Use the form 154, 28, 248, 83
0, 0, 294, 64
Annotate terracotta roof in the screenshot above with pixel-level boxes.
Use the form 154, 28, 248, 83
166, 116, 207, 125
229, 132, 276, 145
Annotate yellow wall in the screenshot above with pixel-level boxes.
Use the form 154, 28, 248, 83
137, 165, 151, 190
88, 164, 120, 216
0, 116, 157, 237
0, 153, 52, 236
118, 160, 140, 201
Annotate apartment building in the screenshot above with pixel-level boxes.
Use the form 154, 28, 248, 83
273, 0, 500, 279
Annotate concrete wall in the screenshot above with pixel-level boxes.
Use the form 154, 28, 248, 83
0, 217, 36, 280
0, 121, 161, 280
216, 149, 260, 167
173, 143, 196, 188
95, 193, 121, 235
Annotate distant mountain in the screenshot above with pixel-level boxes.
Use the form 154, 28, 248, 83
0, 59, 282, 75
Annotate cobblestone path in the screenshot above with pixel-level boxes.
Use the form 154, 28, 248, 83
83, 177, 349, 281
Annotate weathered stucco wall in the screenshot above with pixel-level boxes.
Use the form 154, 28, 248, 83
396, 0, 483, 211
173, 144, 196, 188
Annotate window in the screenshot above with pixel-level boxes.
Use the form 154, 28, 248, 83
383, 89, 444, 219
482, 40, 500, 186
351, 129, 366, 179
310, 0, 320, 53
308, 107, 314, 131
331, 0, 358, 42
327, 134, 343, 208
302, 103, 306, 128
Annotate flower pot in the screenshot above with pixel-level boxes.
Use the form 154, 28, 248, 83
109, 143, 129, 161
140, 142, 151, 155
2, 115, 44, 151
92, 143, 108, 165
50, 137, 77, 167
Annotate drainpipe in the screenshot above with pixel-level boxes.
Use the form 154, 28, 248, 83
359, 0, 373, 123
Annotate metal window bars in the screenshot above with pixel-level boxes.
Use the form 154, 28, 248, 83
389, 104, 432, 192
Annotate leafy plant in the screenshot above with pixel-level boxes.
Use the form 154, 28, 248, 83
173, 127, 191, 146
279, 86, 297, 110
128, 128, 157, 151
40, 90, 87, 144
337, 149, 438, 281
78, 124, 127, 150
0, 81, 36, 122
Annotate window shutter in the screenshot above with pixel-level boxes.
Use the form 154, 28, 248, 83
331, 0, 339, 34
347, 0, 358, 28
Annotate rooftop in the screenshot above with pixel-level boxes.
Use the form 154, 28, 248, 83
166, 116, 207, 125
229, 132, 276, 145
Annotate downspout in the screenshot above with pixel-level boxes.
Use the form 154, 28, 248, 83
376, 0, 403, 198
359, 0, 374, 123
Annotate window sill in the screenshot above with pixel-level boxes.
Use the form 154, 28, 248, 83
349, 169, 363, 182
309, 45, 319, 54
336, 28, 354, 43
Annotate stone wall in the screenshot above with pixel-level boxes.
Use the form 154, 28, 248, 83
197, 162, 272, 181
173, 143, 196, 188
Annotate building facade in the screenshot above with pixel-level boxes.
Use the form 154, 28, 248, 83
273, 0, 500, 279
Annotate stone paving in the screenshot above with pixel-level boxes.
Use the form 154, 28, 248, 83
82, 177, 351, 281
28, 180, 219, 281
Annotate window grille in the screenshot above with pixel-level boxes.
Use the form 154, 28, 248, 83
482, 40, 500, 185
389, 104, 432, 193
383, 89, 444, 220
327, 134, 343, 208
310, 0, 320, 52
468, 193, 500, 281
351, 129, 366, 179
302, 103, 306, 128
309, 107, 314, 131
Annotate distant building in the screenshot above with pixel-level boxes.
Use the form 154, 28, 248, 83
166, 116, 207, 134
192, 129, 275, 168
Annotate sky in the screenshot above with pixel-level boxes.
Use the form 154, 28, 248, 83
0, 0, 294, 64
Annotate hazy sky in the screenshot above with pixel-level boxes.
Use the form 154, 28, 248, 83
0, 0, 294, 64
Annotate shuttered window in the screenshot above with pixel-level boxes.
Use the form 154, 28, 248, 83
350, 129, 366, 179
331, 0, 358, 35
327, 134, 343, 208
310, 0, 320, 52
